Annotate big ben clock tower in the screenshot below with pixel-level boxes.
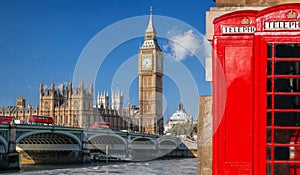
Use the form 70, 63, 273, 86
138, 7, 163, 135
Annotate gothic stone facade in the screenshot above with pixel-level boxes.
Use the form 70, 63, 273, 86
39, 81, 133, 130
39, 81, 94, 128
1, 81, 139, 131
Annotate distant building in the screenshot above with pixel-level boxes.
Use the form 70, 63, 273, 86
164, 101, 193, 133
97, 91, 109, 109
1, 81, 139, 131
0, 97, 39, 121
39, 81, 94, 128
112, 90, 123, 113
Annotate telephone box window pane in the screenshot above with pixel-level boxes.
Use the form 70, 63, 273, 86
274, 78, 293, 92
267, 129, 272, 143
267, 95, 272, 109
274, 112, 299, 126
266, 164, 271, 175
274, 95, 296, 109
275, 44, 300, 58
274, 61, 300, 75
267, 112, 272, 126
267, 44, 273, 58
273, 164, 290, 175
274, 130, 294, 144
266, 147, 272, 161
267, 78, 272, 92
275, 147, 290, 160
267, 61, 272, 75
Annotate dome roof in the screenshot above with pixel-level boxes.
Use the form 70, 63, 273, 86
169, 101, 191, 122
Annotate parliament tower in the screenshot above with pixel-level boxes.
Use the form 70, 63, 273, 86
138, 7, 163, 135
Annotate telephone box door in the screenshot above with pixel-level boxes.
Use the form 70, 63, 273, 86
254, 36, 300, 175
212, 11, 256, 175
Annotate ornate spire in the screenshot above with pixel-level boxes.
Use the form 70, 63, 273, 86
145, 6, 156, 40
146, 7, 155, 33
40, 82, 43, 94
51, 80, 55, 92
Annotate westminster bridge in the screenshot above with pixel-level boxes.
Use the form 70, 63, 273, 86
0, 123, 194, 170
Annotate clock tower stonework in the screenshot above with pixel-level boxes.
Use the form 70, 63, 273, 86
138, 7, 163, 135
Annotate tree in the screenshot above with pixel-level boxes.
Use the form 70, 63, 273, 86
168, 123, 197, 136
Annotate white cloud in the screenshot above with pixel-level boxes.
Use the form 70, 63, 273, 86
165, 29, 203, 61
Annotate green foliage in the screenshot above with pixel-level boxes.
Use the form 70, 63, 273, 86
168, 123, 197, 136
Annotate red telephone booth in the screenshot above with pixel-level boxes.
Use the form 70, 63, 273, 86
213, 4, 300, 175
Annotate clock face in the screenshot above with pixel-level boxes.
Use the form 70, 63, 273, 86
142, 57, 152, 69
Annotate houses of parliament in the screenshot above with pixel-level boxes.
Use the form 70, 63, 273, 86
0, 81, 139, 131
0, 8, 164, 135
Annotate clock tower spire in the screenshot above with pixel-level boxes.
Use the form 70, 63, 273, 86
145, 6, 156, 40
138, 7, 163, 135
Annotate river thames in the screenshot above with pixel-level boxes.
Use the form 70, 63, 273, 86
4, 158, 197, 175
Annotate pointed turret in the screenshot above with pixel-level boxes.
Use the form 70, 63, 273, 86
145, 6, 156, 40
62, 83, 66, 99
79, 81, 84, 92
90, 83, 94, 95
40, 82, 44, 96
51, 80, 55, 92
68, 81, 73, 97
141, 7, 160, 49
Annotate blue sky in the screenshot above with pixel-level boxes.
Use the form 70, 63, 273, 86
0, 0, 215, 121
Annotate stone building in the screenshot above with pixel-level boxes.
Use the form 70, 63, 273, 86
97, 91, 109, 109
39, 81, 94, 128
164, 101, 193, 133
0, 97, 39, 121
138, 7, 164, 135
111, 90, 123, 113
39, 81, 137, 130
0, 81, 138, 131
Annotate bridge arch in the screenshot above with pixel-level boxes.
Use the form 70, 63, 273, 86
158, 138, 178, 150
0, 136, 8, 153
131, 137, 157, 150
16, 130, 82, 150
132, 137, 157, 144
158, 139, 178, 146
88, 133, 128, 151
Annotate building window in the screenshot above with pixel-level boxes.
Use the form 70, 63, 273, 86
87, 116, 90, 126
65, 116, 68, 124
74, 115, 78, 124
74, 101, 78, 108
45, 102, 49, 108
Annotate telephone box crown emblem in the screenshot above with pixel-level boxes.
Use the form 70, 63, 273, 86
286, 10, 298, 19
241, 17, 250, 25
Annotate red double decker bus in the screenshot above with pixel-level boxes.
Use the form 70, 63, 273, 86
28, 115, 54, 125
90, 122, 111, 129
0, 116, 13, 123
